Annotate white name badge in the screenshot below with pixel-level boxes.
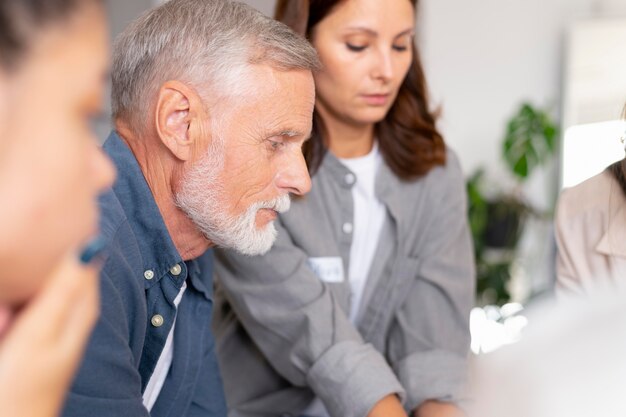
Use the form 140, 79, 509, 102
307, 257, 345, 283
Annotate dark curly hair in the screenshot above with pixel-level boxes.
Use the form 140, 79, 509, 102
275, 0, 446, 180
0, 0, 102, 71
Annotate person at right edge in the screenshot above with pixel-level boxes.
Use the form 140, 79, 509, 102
213, 1, 476, 416
556, 104, 626, 295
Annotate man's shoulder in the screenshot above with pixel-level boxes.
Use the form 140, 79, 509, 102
98, 188, 129, 243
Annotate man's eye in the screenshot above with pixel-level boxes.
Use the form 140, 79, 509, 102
346, 43, 367, 52
267, 139, 284, 150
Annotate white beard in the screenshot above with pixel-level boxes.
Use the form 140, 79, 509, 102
175, 146, 290, 256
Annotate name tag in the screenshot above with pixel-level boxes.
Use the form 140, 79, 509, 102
307, 257, 345, 283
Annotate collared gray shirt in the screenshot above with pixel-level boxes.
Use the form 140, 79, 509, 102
213, 148, 475, 417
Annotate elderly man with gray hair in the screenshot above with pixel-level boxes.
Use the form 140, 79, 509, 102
61, 1, 318, 416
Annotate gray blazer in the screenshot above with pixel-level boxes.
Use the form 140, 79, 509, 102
213, 149, 475, 417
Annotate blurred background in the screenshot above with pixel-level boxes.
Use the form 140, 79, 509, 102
104, 0, 626, 352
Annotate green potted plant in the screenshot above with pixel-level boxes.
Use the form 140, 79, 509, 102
503, 103, 558, 181
469, 102, 558, 305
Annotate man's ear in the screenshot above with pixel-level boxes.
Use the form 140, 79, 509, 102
155, 80, 199, 161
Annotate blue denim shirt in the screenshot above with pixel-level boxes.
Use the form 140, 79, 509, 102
61, 131, 227, 417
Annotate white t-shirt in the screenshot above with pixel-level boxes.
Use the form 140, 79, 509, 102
302, 142, 387, 417
142, 280, 187, 411
339, 142, 386, 322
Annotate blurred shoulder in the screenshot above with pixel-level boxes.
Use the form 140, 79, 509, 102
557, 169, 623, 221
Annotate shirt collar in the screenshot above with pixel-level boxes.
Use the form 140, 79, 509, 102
103, 131, 185, 289
320, 149, 409, 223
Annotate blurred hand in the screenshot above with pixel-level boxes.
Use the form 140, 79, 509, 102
415, 400, 465, 417
0, 253, 100, 417
367, 394, 409, 417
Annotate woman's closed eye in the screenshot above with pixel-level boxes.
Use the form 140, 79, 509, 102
346, 42, 368, 52
392, 34, 413, 52
392, 43, 409, 52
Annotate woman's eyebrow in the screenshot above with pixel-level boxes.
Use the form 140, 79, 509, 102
343, 26, 415, 38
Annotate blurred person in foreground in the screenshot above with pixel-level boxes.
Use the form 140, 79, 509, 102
556, 104, 626, 295
213, 1, 475, 416
0, 0, 115, 416
61, 1, 319, 416
469, 287, 626, 417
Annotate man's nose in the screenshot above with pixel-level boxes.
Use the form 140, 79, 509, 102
275, 149, 311, 196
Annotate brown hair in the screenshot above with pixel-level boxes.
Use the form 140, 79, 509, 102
275, 0, 446, 180
0, 0, 102, 71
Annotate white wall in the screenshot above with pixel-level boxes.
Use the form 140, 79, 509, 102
561, 19, 626, 189
240, 0, 274, 16
417, 0, 626, 295
420, 0, 626, 211
421, 0, 596, 177
108, 0, 153, 39
94, 0, 155, 141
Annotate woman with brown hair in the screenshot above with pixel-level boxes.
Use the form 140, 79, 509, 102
213, 1, 475, 416
0, 0, 115, 415
556, 105, 626, 295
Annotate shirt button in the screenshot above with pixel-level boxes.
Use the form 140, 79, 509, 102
342, 222, 353, 234
151, 314, 164, 327
170, 264, 182, 276
144, 269, 155, 280
344, 173, 356, 185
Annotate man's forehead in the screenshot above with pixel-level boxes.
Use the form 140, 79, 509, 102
223, 68, 313, 107
235, 63, 314, 94
208, 64, 314, 140
250, 117, 312, 139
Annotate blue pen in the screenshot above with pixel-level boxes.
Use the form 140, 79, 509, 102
79, 236, 107, 265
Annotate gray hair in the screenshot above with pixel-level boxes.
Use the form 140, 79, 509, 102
111, 0, 320, 132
